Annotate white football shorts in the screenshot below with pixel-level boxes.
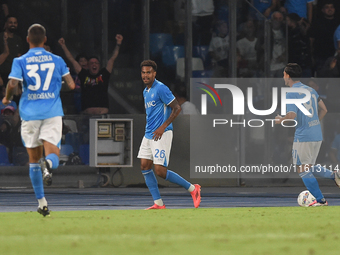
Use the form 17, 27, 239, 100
292, 141, 322, 165
137, 130, 173, 167
21, 116, 62, 148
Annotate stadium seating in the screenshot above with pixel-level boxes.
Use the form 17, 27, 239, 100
63, 119, 78, 133
0, 145, 12, 166
192, 70, 213, 78
149, 33, 173, 58
60, 144, 74, 156
192, 45, 212, 68
65, 133, 82, 153
176, 57, 204, 81
12, 147, 29, 166
162, 45, 185, 68
78, 144, 89, 165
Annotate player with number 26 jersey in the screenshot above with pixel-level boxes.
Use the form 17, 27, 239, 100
9, 47, 70, 120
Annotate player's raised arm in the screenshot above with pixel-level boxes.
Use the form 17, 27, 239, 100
62, 73, 75, 91
152, 99, 181, 141
2, 79, 19, 105
58, 37, 82, 74
106, 34, 123, 73
318, 99, 327, 121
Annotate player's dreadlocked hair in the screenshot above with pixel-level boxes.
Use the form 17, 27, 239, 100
284, 63, 302, 80
140, 60, 157, 71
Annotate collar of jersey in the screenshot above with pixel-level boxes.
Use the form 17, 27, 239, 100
292, 82, 302, 87
29, 47, 45, 52
146, 79, 158, 92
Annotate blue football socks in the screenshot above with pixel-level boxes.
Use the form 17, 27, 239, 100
29, 163, 44, 199
299, 171, 324, 202
310, 165, 334, 180
142, 169, 161, 201
165, 170, 191, 190
46, 153, 59, 169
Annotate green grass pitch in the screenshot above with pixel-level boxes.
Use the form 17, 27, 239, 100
0, 207, 339, 255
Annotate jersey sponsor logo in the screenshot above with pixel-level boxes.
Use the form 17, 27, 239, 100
28, 92, 55, 100
145, 100, 156, 109
26, 55, 53, 63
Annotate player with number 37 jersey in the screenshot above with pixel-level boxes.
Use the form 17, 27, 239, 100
9, 47, 70, 121
3, 24, 75, 217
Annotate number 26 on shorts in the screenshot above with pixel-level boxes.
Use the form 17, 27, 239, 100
155, 149, 165, 158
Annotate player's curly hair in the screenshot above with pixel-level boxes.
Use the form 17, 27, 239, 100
140, 60, 157, 71
284, 63, 302, 80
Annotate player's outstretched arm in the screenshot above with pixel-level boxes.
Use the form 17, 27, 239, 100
152, 99, 181, 141
106, 34, 123, 73
62, 73, 76, 91
58, 38, 82, 74
2, 79, 19, 105
318, 99, 327, 121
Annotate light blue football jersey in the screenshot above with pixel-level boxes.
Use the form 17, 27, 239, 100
9, 47, 69, 121
143, 79, 175, 139
286, 82, 322, 142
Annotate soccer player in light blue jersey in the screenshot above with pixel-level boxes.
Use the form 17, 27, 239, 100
137, 60, 201, 209
275, 63, 340, 206
2, 24, 75, 216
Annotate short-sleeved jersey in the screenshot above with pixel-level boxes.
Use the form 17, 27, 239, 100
286, 82, 322, 142
333, 25, 340, 50
143, 79, 175, 139
77, 68, 110, 110
284, 0, 314, 19
9, 47, 69, 121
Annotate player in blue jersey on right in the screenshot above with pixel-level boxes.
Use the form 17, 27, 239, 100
275, 63, 340, 206
137, 60, 201, 209
2, 24, 75, 216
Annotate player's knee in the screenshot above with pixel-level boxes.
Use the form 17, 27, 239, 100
46, 153, 59, 169
154, 166, 167, 179
140, 160, 153, 170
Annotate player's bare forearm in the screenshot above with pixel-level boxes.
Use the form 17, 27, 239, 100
2, 79, 19, 105
152, 99, 181, 141
318, 100, 327, 121
164, 99, 181, 126
275, 112, 296, 124
62, 74, 76, 90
